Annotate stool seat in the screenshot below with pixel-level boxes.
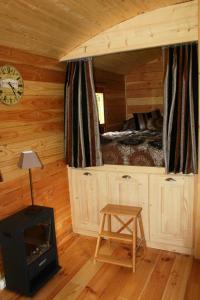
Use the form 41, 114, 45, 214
94, 203, 146, 272
100, 204, 142, 217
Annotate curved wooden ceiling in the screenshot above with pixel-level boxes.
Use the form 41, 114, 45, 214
0, 0, 191, 59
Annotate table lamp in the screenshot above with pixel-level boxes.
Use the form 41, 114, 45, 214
18, 151, 43, 206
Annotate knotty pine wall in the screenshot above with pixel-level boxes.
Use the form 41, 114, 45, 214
0, 45, 72, 257
125, 51, 163, 119
94, 68, 125, 131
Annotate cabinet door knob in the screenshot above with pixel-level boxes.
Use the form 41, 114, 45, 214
165, 177, 176, 182
122, 175, 131, 179
83, 172, 92, 176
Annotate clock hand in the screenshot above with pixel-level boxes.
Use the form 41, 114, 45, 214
8, 82, 17, 98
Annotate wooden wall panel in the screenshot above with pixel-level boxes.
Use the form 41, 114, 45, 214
93, 47, 162, 75
0, 45, 64, 71
0, 46, 72, 275
0, 60, 65, 82
125, 52, 163, 119
94, 68, 125, 131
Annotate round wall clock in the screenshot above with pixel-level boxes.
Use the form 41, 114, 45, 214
0, 65, 24, 105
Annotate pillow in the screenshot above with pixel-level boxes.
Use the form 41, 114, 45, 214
132, 110, 162, 130
148, 109, 162, 119
147, 116, 163, 130
122, 117, 136, 131
132, 112, 149, 130
146, 110, 163, 130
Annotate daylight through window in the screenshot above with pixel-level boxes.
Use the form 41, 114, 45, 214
96, 92, 105, 125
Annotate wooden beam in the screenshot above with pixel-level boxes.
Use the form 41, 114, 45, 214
60, 1, 198, 61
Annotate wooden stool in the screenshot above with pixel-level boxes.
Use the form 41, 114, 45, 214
94, 204, 146, 272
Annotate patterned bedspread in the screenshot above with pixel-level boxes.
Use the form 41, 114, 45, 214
101, 130, 164, 167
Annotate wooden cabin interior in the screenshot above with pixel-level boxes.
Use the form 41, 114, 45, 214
0, 0, 200, 299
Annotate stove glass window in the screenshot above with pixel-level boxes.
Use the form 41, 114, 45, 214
24, 219, 52, 264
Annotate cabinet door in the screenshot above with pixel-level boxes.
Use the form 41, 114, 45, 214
107, 172, 149, 239
70, 169, 107, 233
149, 175, 194, 248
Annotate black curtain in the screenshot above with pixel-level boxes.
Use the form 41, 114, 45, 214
64, 58, 102, 168
163, 43, 198, 174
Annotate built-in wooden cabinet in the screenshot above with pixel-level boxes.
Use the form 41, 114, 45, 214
70, 169, 107, 234
68, 166, 194, 254
149, 175, 194, 253
107, 172, 149, 239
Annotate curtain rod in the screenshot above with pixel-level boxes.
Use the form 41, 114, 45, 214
65, 42, 198, 62
65, 57, 92, 63
162, 41, 198, 49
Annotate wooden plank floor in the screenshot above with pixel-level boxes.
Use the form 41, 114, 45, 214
0, 236, 200, 300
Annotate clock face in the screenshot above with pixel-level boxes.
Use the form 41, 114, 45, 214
0, 65, 24, 105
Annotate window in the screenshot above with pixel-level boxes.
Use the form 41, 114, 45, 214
96, 92, 105, 124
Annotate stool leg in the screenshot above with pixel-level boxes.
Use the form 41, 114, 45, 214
94, 213, 106, 262
132, 217, 137, 272
108, 214, 111, 247
138, 213, 146, 250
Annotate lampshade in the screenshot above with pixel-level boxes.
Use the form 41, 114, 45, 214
18, 151, 43, 169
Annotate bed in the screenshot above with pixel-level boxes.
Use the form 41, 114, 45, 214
100, 111, 164, 167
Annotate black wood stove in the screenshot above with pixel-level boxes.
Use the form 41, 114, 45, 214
0, 205, 60, 296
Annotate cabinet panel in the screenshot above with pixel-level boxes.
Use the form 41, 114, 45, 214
70, 169, 107, 233
69, 166, 194, 254
107, 172, 149, 239
149, 175, 194, 248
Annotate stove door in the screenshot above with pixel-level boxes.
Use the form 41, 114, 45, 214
24, 218, 53, 265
